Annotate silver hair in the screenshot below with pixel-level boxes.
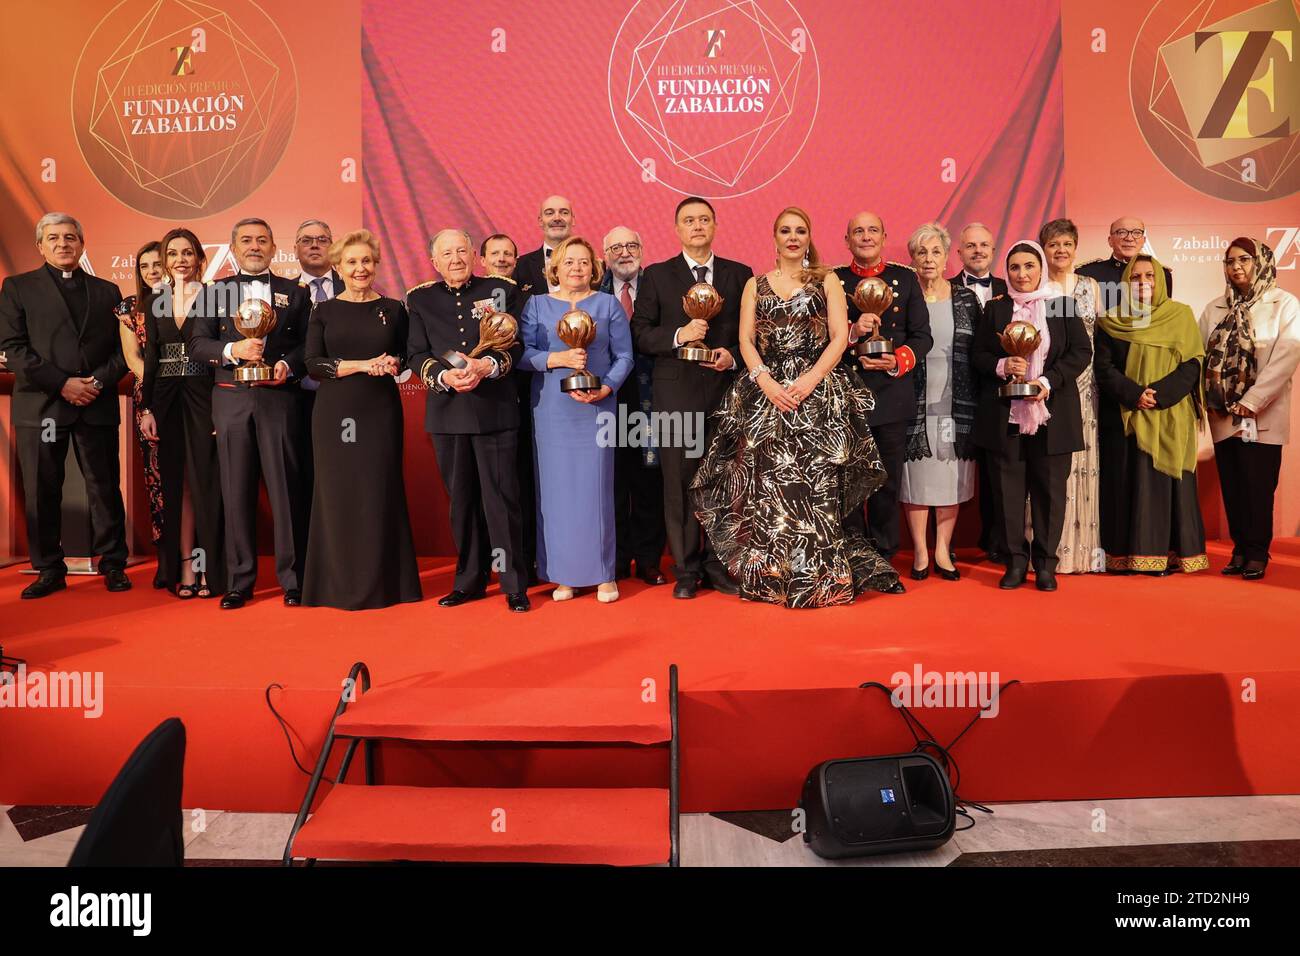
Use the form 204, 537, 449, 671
35, 212, 84, 244
295, 218, 332, 237
958, 222, 994, 243
907, 221, 952, 258
603, 226, 642, 250
231, 217, 273, 246
428, 229, 473, 256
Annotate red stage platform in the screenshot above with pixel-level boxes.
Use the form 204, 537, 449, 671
2, 541, 1299, 814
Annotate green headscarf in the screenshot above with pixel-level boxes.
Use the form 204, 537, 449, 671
1097, 255, 1205, 478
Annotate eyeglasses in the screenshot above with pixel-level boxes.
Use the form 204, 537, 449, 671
605, 242, 642, 255
297, 235, 331, 246
1112, 228, 1145, 240
1224, 254, 1254, 267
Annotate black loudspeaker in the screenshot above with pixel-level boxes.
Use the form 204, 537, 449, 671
799, 752, 955, 859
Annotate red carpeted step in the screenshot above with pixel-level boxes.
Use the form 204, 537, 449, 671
291, 784, 669, 865
334, 687, 670, 744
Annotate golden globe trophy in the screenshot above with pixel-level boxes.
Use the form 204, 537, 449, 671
233, 298, 277, 382
675, 282, 722, 362
439, 304, 518, 371
997, 320, 1043, 398
851, 277, 895, 358
557, 309, 601, 393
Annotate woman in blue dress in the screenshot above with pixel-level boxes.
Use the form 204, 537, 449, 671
520, 236, 634, 603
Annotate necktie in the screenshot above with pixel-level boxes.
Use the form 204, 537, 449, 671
312, 277, 328, 303
694, 265, 707, 283
619, 281, 634, 318
544, 247, 551, 259
965, 273, 992, 287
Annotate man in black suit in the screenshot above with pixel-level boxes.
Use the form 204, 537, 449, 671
950, 222, 1008, 562
479, 233, 518, 279
1076, 216, 1174, 313
972, 283, 1091, 592
836, 212, 931, 584
511, 195, 575, 581
0, 212, 130, 597
407, 228, 530, 612
188, 217, 311, 609
292, 218, 343, 529
631, 197, 752, 599
601, 225, 666, 586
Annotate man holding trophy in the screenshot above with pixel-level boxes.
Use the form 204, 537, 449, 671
631, 197, 753, 600
188, 217, 312, 609
407, 228, 531, 613
836, 212, 932, 569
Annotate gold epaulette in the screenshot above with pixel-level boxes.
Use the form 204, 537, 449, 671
888, 260, 917, 273
1077, 257, 1108, 268
406, 279, 438, 295
485, 272, 517, 285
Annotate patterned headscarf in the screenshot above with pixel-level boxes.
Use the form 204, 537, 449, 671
1005, 240, 1054, 435
1205, 238, 1276, 412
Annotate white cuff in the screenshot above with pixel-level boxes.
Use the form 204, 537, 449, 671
222, 341, 236, 366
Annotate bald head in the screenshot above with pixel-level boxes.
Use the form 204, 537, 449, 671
538, 195, 574, 245
604, 225, 643, 283
845, 211, 886, 267
1107, 216, 1146, 260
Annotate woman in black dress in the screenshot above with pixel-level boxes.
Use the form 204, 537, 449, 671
138, 227, 225, 597
303, 229, 422, 609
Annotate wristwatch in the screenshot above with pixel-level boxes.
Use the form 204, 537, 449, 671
91, 377, 104, 390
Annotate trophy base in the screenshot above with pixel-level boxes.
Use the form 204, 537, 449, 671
853, 338, 894, 358
999, 381, 1041, 399
674, 345, 714, 362
234, 364, 272, 383
561, 373, 602, 393
437, 349, 469, 370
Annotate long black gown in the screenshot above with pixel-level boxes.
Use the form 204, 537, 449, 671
302, 296, 422, 609
141, 291, 225, 592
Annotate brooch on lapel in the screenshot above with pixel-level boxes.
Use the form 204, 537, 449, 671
273, 292, 289, 308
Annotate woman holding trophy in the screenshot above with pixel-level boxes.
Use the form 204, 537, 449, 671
689, 207, 901, 608
519, 236, 633, 603
302, 229, 422, 610
972, 240, 1091, 592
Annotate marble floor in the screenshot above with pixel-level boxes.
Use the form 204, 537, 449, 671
4, 795, 1300, 866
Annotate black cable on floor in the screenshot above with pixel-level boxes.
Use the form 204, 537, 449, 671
265, 682, 315, 777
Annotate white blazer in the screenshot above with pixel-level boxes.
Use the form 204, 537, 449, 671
1198, 286, 1300, 445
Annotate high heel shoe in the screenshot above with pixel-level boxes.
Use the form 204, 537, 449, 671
910, 559, 930, 581
552, 585, 575, 602
596, 582, 620, 603
934, 561, 960, 581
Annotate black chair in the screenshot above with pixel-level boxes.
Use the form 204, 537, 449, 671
68, 717, 186, 866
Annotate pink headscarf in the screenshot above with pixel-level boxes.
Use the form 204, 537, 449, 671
1006, 239, 1054, 435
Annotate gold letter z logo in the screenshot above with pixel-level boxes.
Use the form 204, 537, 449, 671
1194, 30, 1293, 139
172, 45, 195, 76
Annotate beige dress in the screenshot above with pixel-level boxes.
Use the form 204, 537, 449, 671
1027, 274, 1101, 572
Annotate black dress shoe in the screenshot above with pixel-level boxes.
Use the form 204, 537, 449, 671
636, 565, 667, 586
910, 563, 930, 581
1035, 569, 1058, 592
438, 589, 486, 607
672, 578, 698, 599
221, 590, 248, 609
875, 580, 907, 595
283, 589, 302, 606
506, 592, 530, 612
1242, 560, 1268, 581
705, 571, 740, 596
103, 568, 132, 592
21, 571, 66, 600
985, 551, 1008, 565
1221, 556, 1245, 575
999, 564, 1028, 589
935, 563, 961, 581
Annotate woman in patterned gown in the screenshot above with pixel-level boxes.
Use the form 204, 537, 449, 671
1039, 218, 1102, 573
690, 207, 902, 608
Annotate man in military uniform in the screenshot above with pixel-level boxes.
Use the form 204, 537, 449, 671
407, 228, 530, 613
1077, 216, 1173, 313
188, 217, 312, 609
835, 211, 931, 586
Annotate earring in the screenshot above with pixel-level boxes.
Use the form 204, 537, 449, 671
802, 252, 810, 269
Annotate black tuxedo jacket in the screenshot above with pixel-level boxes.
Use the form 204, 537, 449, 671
950, 271, 1008, 304
0, 266, 127, 427
406, 274, 524, 435
835, 263, 933, 426
630, 254, 753, 415
187, 273, 311, 385
515, 247, 549, 299
971, 295, 1091, 456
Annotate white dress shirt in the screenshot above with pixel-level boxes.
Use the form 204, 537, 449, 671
962, 271, 995, 307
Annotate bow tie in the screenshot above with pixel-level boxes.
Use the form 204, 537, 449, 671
237, 273, 270, 281
964, 273, 992, 287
